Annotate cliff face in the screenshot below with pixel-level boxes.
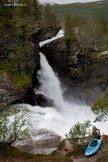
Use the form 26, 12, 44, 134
0, 28, 60, 105
41, 38, 108, 103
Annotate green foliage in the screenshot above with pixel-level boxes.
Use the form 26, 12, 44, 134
91, 89, 108, 122
100, 31, 108, 50
64, 14, 87, 42
0, 105, 29, 146
57, 139, 65, 151
64, 15, 75, 41
48, 2, 108, 25
90, 16, 107, 40
43, 4, 60, 30
66, 120, 91, 154
67, 120, 91, 140
0, 145, 73, 161
10, 71, 32, 89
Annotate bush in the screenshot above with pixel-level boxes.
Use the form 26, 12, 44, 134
66, 120, 91, 155
91, 89, 108, 122
0, 104, 29, 146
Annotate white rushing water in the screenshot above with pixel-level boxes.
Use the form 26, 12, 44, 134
39, 29, 64, 47
19, 29, 108, 139
37, 53, 64, 108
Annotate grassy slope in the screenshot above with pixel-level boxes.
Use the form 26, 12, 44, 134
0, 145, 73, 162
43, 1, 108, 25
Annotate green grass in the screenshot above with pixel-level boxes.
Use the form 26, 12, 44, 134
100, 32, 108, 50
0, 145, 73, 162
58, 139, 65, 151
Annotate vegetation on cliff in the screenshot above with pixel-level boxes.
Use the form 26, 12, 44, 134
43, 4, 60, 30
47, 1, 108, 25
65, 121, 91, 156
92, 89, 108, 122
64, 13, 107, 49
0, 104, 28, 146
0, 0, 60, 104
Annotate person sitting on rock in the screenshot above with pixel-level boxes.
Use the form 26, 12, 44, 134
92, 126, 100, 139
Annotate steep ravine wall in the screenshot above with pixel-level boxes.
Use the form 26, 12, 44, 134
40, 38, 108, 104
0, 28, 60, 105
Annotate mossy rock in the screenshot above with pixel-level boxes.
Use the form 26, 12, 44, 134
9, 71, 32, 90
0, 70, 32, 90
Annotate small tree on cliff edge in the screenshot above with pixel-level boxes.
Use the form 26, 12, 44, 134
0, 104, 29, 146
43, 4, 60, 30
91, 89, 108, 122
64, 14, 75, 42
66, 120, 91, 152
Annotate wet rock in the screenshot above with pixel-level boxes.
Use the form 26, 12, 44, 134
35, 94, 54, 107
12, 89, 54, 107
31, 28, 61, 44
40, 37, 108, 104
21, 87, 37, 106
0, 72, 27, 104
13, 134, 61, 155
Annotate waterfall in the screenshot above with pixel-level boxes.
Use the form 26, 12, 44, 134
37, 52, 64, 108
16, 29, 107, 139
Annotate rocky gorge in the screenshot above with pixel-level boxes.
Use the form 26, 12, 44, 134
0, 27, 60, 106
0, 27, 108, 162
41, 37, 108, 104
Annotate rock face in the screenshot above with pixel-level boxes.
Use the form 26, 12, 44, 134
31, 27, 61, 44
41, 38, 108, 104
35, 94, 54, 107
0, 28, 60, 105
17, 88, 54, 107
0, 72, 27, 104
13, 134, 61, 155
0, 33, 40, 105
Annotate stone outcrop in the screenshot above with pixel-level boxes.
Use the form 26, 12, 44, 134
35, 94, 54, 107
0, 28, 60, 105
0, 72, 27, 104
31, 27, 61, 44
15, 88, 54, 107
40, 38, 108, 104
13, 134, 61, 155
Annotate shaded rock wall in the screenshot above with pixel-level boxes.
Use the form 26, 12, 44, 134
40, 38, 108, 104
0, 28, 60, 105
0, 37, 39, 105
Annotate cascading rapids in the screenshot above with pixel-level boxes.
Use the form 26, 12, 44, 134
16, 30, 108, 140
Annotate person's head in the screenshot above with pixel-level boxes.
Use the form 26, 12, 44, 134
92, 126, 96, 130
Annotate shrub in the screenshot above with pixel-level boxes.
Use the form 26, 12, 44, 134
0, 104, 29, 146
91, 89, 108, 122
66, 120, 91, 155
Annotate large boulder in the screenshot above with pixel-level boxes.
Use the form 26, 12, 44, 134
13, 133, 61, 155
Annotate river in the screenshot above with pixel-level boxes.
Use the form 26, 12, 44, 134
16, 30, 108, 140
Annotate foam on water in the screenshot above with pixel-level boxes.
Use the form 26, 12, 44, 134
16, 29, 108, 140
